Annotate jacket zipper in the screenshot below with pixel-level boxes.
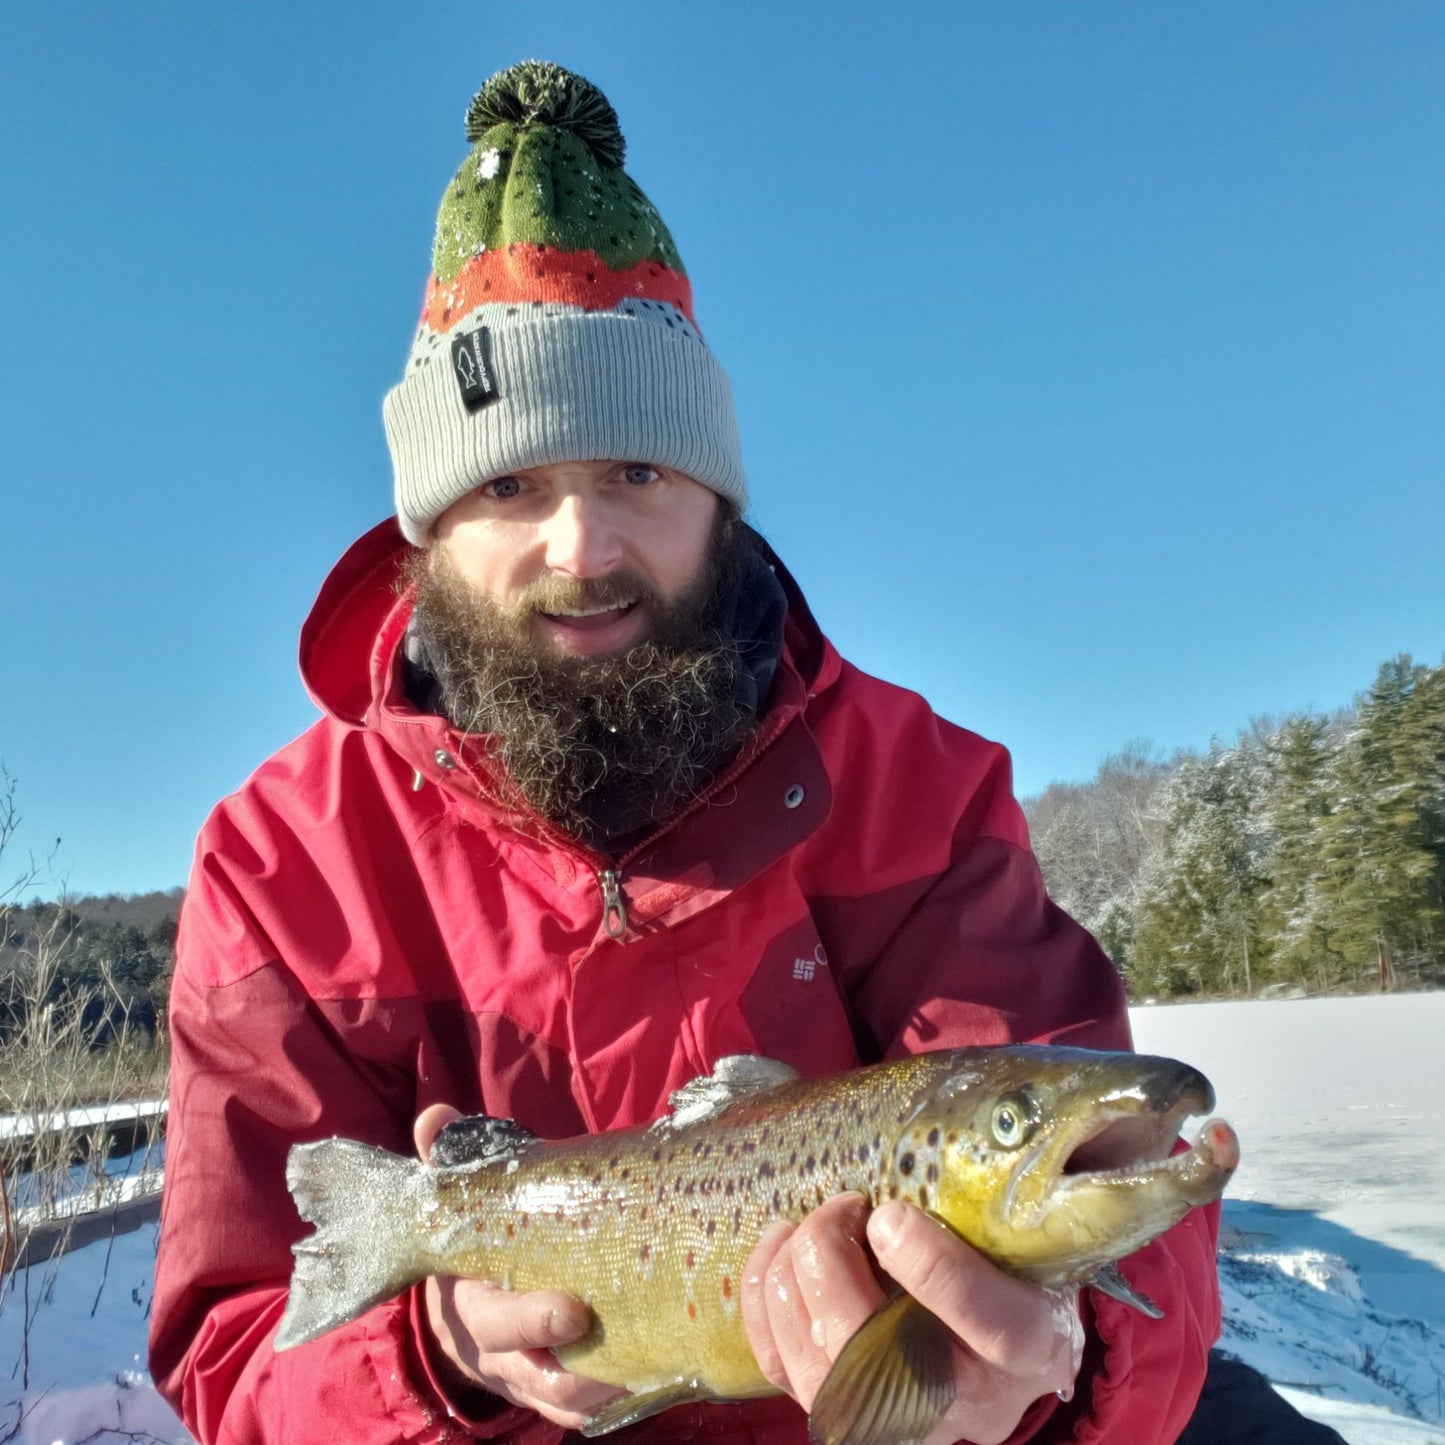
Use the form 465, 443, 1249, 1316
588, 700, 805, 945
597, 868, 628, 940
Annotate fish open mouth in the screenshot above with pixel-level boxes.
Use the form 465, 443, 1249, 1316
1059, 1113, 1239, 1189
1015, 1064, 1238, 1220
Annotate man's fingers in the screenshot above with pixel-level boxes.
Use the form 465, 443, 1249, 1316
425, 1275, 621, 1428
741, 1221, 798, 1390
414, 1103, 463, 1160
868, 1202, 1082, 1381
787, 1192, 883, 1360
741, 1196, 886, 1411
450, 1279, 593, 1353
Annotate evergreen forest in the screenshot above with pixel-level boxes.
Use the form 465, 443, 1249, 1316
1024, 654, 1445, 999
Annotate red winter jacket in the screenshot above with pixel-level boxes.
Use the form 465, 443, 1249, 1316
150, 520, 1220, 1445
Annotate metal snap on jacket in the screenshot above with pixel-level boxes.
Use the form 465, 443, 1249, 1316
783, 784, 805, 809
434, 749, 457, 770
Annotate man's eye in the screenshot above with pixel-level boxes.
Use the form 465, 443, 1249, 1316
621, 464, 659, 486
484, 476, 522, 500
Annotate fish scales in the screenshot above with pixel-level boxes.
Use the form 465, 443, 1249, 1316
427, 1053, 951, 1395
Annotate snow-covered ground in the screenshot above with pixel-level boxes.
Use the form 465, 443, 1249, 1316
1, 993, 1441, 1443
1133, 992, 1445, 1443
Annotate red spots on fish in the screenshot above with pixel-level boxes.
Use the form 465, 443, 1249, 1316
687, 1302, 697, 1320
505, 1222, 515, 1238
640, 1242, 652, 1262
685, 1250, 695, 1270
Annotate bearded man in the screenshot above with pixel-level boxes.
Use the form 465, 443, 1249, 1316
150, 62, 1225, 1445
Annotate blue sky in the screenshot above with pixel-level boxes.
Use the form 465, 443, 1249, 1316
3, 4, 1442, 899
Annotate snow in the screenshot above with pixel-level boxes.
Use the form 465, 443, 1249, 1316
1132, 992, 1445, 1441
1, 995, 1441, 1443
0, 1100, 166, 1143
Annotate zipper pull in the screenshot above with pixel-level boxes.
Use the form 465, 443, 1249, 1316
598, 868, 628, 940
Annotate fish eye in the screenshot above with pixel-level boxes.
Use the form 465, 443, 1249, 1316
990, 1092, 1036, 1150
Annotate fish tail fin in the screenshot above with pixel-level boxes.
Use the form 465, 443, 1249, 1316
275, 1138, 434, 1350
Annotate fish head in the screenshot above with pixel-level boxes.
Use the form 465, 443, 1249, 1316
912, 1046, 1239, 1287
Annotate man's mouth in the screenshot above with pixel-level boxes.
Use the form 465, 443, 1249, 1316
534, 600, 645, 654
540, 601, 638, 630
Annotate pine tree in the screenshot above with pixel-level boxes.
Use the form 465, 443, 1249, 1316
1257, 715, 1347, 990
1129, 742, 1270, 997
1310, 657, 1445, 988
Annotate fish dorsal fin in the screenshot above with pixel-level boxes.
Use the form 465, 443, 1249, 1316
809, 1292, 956, 1445
659, 1055, 801, 1131
429, 1114, 539, 1169
1088, 1263, 1164, 1319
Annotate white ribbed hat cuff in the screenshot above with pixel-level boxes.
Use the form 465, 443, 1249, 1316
384, 312, 747, 544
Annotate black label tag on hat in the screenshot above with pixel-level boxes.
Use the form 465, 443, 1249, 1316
451, 326, 500, 410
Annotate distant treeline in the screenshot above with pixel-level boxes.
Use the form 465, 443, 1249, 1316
1024, 654, 1445, 999
0, 887, 181, 1042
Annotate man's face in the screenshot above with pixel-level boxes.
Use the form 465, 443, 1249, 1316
429, 460, 722, 658
408, 460, 760, 847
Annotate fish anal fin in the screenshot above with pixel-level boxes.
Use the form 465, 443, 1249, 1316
661, 1055, 801, 1131
430, 1114, 538, 1169
1089, 1262, 1164, 1319
809, 1293, 955, 1445
580, 1379, 714, 1437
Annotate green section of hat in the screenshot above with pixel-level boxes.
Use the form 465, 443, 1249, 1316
431, 61, 686, 285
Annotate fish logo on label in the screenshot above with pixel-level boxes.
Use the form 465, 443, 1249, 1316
792, 944, 828, 982
451, 326, 500, 410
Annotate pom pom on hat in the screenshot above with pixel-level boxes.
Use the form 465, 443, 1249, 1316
464, 60, 625, 167
384, 61, 746, 545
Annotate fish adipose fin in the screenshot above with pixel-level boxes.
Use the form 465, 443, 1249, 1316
660, 1055, 801, 1131
1088, 1262, 1164, 1319
580, 1378, 716, 1437
275, 1139, 433, 1351
430, 1113, 539, 1168
808, 1293, 956, 1445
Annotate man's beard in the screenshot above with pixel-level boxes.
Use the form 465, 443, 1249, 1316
402, 511, 766, 850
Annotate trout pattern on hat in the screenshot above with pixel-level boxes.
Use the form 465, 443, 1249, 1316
385, 61, 746, 544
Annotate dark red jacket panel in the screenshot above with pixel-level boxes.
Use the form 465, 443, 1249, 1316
150, 521, 1220, 1444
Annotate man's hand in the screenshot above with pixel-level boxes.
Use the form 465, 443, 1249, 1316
740, 1193, 1084, 1445
413, 1105, 624, 1431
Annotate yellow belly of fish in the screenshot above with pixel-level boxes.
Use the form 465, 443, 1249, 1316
441, 1189, 793, 1400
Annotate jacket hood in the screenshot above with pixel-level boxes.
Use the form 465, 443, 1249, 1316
297, 518, 839, 733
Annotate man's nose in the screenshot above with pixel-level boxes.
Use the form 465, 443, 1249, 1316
541, 493, 624, 578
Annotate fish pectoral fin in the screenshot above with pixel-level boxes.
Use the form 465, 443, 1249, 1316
579, 1379, 713, 1437
1088, 1263, 1164, 1319
808, 1293, 956, 1445
429, 1114, 539, 1169
660, 1055, 801, 1130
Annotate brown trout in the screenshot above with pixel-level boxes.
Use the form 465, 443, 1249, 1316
276, 1046, 1238, 1444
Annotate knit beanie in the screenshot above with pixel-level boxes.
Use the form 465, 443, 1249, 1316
384, 61, 747, 545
